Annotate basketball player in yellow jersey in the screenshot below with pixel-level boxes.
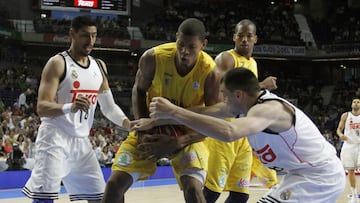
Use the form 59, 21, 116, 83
102, 18, 221, 203
203, 19, 278, 203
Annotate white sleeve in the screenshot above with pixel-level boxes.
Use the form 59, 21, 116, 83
97, 89, 128, 127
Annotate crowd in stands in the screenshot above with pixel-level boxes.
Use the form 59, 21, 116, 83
29, 0, 360, 48
0, 6, 14, 30
139, 0, 303, 45
33, 15, 130, 39
309, 1, 360, 47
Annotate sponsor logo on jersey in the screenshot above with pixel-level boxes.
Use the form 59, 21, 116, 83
219, 175, 226, 188
193, 82, 200, 90
349, 120, 360, 129
181, 151, 197, 166
71, 69, 78, 79
254, 144, 276, 164
70, 89, 99, 105
117, 152, 132, 166
237, 178, 250, 188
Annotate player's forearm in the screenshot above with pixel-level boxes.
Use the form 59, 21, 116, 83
37, 101, 68, 117
152, 118, 179, 126
336, 129, 345, 138
188, 102, 233, 118
172, 107, 238, 142
132, 88, 148, 119
175, 132, 205, 149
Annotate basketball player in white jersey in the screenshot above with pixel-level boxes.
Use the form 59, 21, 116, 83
137, 68, 346, 202
337, 97, 360, 203
22, 15, 130, 203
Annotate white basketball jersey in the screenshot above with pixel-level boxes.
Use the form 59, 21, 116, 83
247, 90, 338, 172
344, 112, 360, 143
41, 51, 103, 137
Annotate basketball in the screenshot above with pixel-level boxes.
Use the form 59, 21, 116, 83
150, 125, 186, 137
137, 125, 186, 144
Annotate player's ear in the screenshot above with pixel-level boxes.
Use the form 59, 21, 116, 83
69, 28, 75, 38
233, 33, 237, 42
235, 90, 244, 99
201, 39, 208, 50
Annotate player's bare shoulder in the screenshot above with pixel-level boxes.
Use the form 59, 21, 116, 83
140, 48, 155, 67
340, 111, 349, 121
138, 48, 156, 79
96, 58, 108, 73
215, 51, 235, 72
41, 54, 66, 79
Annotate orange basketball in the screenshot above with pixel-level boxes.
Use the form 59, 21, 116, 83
137, 125, 186, 144
150, 125, 186, 137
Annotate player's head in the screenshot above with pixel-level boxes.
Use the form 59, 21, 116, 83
69, 15, 97, 56
221, 68, 260, 113
351, 97, 360, 111
233, 19, 257, 58
175, 18, 208, 70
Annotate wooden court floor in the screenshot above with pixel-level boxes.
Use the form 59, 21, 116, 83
1, 175, 357, 203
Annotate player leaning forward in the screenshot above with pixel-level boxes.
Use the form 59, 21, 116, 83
140, 68, 346, 202
22, 15, 130, 203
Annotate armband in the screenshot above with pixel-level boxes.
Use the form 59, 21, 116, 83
98, 89, 128, 127
62, 103, 72, 114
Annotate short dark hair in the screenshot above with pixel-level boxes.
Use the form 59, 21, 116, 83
235, 19, 256, 34
71, 15, 97, 32
222, 68, 260, 97
177, 18, 206, 40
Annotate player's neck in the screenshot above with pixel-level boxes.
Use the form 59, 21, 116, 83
234, 48, 252, 60
68, 48, 89, 66
352, 110, 360, 116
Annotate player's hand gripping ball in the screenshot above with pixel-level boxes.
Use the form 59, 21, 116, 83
137, 125, 185, 144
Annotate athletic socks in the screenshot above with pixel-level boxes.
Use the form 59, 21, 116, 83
203, 187, 221, 203
350, 187, 358, 203
224, 191, 249, 203
32, 200, 54, 203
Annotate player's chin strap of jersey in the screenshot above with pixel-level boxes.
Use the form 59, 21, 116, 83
97, 89, 128, 127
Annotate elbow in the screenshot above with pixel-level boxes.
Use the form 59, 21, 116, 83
221, 126, 239, 142
223, 135, 238, 142
36, 101, 52, 117
36, 104, 45, 117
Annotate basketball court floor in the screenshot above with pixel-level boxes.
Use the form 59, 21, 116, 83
0, 175, 357, 203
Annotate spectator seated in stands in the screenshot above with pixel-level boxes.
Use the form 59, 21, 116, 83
5, 144, 27, 171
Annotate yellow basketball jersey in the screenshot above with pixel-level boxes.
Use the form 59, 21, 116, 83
227, 49, 258, 78
148, 42, 215, 108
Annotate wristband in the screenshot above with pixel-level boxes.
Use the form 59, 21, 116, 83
62, 103, 72, 114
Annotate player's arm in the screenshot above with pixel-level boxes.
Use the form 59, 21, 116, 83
214, 51, 235, 76
131, 102, 233, 131
259, 76, 277, 90
149, 98, 291, 142
132, 49, 156, 119
336, 112, 348, 141
189, 102, 233, 118
97, 59, 130, 130
37, 55, 88, 117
